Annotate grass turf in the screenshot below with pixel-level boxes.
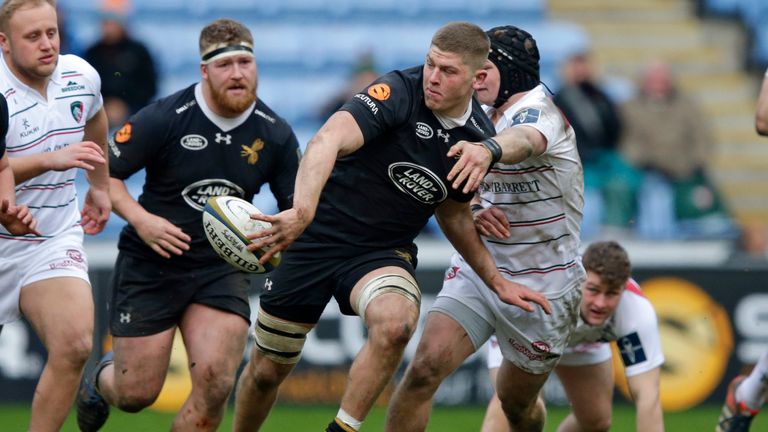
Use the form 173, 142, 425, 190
1, 403, 767, 431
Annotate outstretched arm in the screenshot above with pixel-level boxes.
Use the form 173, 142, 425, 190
434, 199, 550, 313
627, 368, 664, 432
248, 111, 364, 262
447, 125, 547, 193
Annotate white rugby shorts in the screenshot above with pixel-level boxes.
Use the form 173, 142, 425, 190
433, 255, 582, 375
487, 336, 611, 369
0, 227, 90, 324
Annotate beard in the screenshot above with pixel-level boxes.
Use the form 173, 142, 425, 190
208, 81, 257, 115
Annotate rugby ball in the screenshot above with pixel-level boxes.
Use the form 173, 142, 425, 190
202, 196, 281, 273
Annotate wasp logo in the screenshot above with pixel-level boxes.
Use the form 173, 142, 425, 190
241, 139, 265, 165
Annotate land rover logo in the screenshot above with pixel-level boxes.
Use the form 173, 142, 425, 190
180, 134, 208, 150
181, 179, 244, 211
388, 162, 447, 205
415, 122, 433, 139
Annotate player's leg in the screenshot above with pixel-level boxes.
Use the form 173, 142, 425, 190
495, 359, 549, 432
385, 310, 477, 432
735, 350, 768, 409
234, 306, 312, 431
173, 303, 249, 430
327, 266, 420, 432
717, 349, 768, 431
20, 276, 93, 431
480, 340, 510, 432
555, 361, 613, 432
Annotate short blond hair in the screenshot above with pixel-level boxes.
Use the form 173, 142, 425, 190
431, 22, 490, 71
0, 0, 55, 34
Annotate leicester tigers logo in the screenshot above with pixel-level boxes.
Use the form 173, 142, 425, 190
70, 101, 84, 123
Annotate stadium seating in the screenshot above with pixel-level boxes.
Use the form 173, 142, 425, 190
701, 0, 768, 66
58, 0, 590, 240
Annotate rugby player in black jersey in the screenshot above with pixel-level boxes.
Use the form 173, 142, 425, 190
76, 19, 300, 431
0, 93, 37, 236
232, 22, 551, 432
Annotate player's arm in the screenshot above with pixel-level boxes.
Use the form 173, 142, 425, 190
756, 69, 768, 136
434, 198, 550, 313
627, 367, 664, 432
0, 153, 39, 235
248, 110, 364, 261
79, 107, 111, 234
109, 178, 190, 259
447, 125, 547, 193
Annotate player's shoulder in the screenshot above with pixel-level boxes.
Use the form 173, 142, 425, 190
616, 278, 658, 321
253, 99, 293, 130
138, 84, 196, 120
57, 54, 100, 82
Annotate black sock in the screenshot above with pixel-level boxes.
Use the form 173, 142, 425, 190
326, 419, 352, 432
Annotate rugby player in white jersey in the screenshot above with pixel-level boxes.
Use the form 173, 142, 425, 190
386, 25, 585, 432
482, 241, 664, 432
0, 0, 110, 430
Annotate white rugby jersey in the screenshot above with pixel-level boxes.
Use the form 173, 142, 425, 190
460, 85, 585, 297
0, 54, 103, 254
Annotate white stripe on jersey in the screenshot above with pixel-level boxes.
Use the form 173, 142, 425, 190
0, 55, 103, 256
478, 85, 584, 297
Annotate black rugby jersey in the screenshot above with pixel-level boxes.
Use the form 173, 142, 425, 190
0, 94, 7, 158
302, 66, 495, 249
109, 84, 300, 265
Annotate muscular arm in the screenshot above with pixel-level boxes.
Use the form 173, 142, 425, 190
0, 153, 14, 205
447, 125, 547, 193
627, 368, 664, 432
83, 107, 110, 189
756, 70, 768, 136
434, 199, 550, 313
248, 110, 364, 262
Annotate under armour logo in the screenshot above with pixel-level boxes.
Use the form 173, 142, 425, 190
215, 133, 232, 145
437, 129, 450, 143
120, 312, 131, 324
264, 278, 273, 291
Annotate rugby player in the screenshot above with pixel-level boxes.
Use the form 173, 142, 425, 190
232, 22, 551, 432
0, 0, 110, 430
75, 18, 300, 431
386, 25, 585, 432
482, 241, 664, 432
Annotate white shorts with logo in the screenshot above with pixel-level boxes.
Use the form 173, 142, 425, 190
487, 337, 611, 369
433, 255, 582, 375
0, 227, 90, 324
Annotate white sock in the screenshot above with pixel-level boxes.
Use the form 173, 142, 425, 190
336, 408, 363, 431
736, 351, 768, 410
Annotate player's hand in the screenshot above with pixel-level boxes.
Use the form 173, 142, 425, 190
473, 206, 510, 239
446, 140, 493, 193
81, 187, 111, 235
134, 213, 191, 259
246, 208, 311, 264
494, 279, 551, 314
0, 199, 41, 236
47, 141, 106, 172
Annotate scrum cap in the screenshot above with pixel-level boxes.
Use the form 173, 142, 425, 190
486, 25, 540, 108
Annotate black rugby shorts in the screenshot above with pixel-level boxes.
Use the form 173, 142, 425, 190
258, 242, 417, 324
109, 253, 251, 337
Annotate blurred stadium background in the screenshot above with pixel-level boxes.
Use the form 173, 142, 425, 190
3, 0, 768, 430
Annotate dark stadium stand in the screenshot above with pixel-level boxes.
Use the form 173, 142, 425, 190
700, 0, 768, 66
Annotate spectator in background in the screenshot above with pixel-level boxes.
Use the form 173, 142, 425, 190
84, 2, 157, 131
316, 51, 379, 122
621, 59, 733, 239
553, 50, 639, 239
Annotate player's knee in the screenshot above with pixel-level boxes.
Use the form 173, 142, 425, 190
115, 390, 158, 413
369, 317, 416, 351
402, 352, 444, 391
579, 414, 611, 432
253, 307, 310, 365
196, 364, 237, 407
48, 333, 92, 369
356, 273, 421, 324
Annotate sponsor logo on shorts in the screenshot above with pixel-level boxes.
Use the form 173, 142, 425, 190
509, 338, 557, 362
445, 266, 459, 281
388, 162, 447, 205
415, 122, 433, 139
180, 134, 208, 151
49, 255, 87, 272
182, 179, 245, 211
354, 93, 379, 115
66, 249, 84, 263
532, 341, 550, 353
367, 83, 391, 101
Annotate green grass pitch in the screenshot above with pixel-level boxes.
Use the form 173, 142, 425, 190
1, 403, 767, 431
